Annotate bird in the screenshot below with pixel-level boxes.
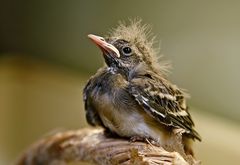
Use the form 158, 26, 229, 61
83, 20, 201, 157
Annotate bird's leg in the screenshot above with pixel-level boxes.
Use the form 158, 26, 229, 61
130, 136, 158, 146
130, 136, 146, 142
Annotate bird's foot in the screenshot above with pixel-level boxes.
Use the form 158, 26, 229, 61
130, 136, 158, 146
130, 136, 146, 142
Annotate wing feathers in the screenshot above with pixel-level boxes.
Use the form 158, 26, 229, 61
129, 77, 201, 141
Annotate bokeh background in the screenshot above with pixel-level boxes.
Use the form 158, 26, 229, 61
1, 0, 240, 164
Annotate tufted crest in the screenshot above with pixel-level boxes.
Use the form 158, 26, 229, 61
108, 19, 170, 76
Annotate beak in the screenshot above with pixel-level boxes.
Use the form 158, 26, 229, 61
88, 34, 120, 58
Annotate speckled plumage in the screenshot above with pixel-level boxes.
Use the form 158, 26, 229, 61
84, 20, 201, 156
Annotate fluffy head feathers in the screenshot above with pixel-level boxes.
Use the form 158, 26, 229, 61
108, 19, 170, 76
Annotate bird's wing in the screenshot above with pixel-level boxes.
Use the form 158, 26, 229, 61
83, 68, 107, 127
128, 75, 201, 141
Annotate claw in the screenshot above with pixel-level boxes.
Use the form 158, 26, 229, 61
130, 136, 145, 142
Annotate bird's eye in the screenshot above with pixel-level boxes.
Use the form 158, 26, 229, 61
122, 47, 132, 56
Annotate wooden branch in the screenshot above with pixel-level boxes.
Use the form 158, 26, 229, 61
15, 128, 200, 165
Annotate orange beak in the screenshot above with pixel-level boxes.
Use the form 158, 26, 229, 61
88, 34, 120, 58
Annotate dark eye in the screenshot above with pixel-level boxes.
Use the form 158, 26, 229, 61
122, 47, 132, 56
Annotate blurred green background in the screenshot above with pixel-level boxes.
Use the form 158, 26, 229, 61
1, 0, 240, 164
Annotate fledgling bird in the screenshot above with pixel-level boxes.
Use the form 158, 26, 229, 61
84, 20, 201, 157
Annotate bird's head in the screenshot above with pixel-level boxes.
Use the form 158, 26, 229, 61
88, 20, 169, 76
